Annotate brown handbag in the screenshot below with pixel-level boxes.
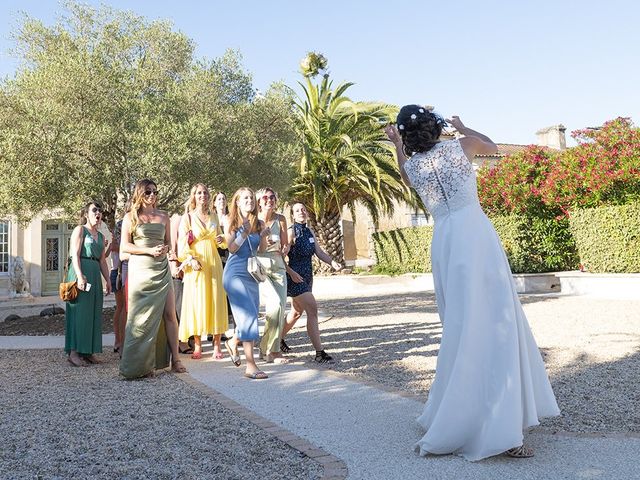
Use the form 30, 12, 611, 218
59, 258, 79, 301
59, 280, 78, 301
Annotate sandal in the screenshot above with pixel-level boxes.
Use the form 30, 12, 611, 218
213, 350, 224, 360
244, 371, 269, 380
314, 350, 334, 364
83, 354, 101, 364
280, 339, 292, 353
505, 445, 534, 458
224, 340, 241, 367
171, 359, 187, 374
191, 351, 202, 360
67, 356, 88, 367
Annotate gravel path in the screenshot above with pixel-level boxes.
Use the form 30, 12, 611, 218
281, 292, 640, 434
2, 290, 639, 479
0, 349, 322, 480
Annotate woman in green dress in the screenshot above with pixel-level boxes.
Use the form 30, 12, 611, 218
119, 179, 187, 378
256, 187, 290, 363
65, 201, 112, 367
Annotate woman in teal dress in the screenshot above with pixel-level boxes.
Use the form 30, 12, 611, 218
119, 179, 186, 378
65, 201, 112, 367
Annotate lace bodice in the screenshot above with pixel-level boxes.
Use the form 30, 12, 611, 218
403, 139, 479, 221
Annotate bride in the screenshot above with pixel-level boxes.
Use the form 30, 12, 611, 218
385, 106, 559, 461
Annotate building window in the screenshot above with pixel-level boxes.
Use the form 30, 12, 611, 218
0, 221, 9, 273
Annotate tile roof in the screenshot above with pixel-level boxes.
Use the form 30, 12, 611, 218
475, 143, 532, 158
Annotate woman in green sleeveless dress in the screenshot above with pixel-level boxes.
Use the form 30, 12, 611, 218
256, 188, 290, 363
119, 179, 187, 378
65, 201, 112, 367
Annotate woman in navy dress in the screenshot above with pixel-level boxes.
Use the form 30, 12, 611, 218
222, 187, 270, 379
281, 203, 342, 363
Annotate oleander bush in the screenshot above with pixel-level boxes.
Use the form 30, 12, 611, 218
477, 117, 640, 216
569, 202, 640, 273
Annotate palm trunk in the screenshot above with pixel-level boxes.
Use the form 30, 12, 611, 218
309, 210, 343, 274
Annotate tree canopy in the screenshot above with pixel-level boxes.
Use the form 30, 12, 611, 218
0, 2, 296, 225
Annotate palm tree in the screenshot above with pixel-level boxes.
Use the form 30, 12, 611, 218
288, 54, 419, 271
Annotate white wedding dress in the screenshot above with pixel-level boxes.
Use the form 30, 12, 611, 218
404, 139, 560, 461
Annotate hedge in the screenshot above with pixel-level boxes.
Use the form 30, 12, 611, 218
569, 202, 640, 273
372, 213, 579, 274
372, 226, 433, 274
490, 214, 578, 273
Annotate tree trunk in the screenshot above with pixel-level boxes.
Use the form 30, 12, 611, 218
309, 210, 343, 274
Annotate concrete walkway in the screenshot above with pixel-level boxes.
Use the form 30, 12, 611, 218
2, 335, 638, 480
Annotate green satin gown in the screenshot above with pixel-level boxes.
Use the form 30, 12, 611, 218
120, 223, 171, 379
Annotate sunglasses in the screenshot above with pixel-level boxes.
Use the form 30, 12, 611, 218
262, 194, 276, 202
90, 207, 103, 214
144, 189, 159, 197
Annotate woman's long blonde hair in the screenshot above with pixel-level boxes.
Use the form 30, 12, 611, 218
184, 183, 211, 214
228, 187, 261, 234
130, 179, 158, 231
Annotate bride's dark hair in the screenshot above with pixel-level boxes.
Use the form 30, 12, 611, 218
396, 104, 447, 156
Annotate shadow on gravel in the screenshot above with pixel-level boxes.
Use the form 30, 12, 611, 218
285, 292, 444, 395
318, 291, 558, 319
542, 348, 640, 433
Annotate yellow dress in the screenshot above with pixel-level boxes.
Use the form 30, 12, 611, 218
178, 212, 228, 341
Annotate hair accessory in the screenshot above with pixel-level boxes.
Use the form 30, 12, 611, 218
398, 124, 405, 130
410, 114, 417, 120
418, 108, 425, 113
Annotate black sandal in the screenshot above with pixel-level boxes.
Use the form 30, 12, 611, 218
314, 350, 334, 364
280, 339, 292, 353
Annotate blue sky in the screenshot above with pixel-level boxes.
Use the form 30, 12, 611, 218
1, 0, 638, 146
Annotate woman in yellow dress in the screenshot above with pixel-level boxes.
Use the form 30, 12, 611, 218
178, 183, 228, 359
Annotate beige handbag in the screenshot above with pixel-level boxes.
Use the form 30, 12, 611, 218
247, 235, 267, 282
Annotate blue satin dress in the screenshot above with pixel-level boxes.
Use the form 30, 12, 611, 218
222, 228, 261, 342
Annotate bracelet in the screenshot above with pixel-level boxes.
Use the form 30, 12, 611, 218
233, 236, 246, 248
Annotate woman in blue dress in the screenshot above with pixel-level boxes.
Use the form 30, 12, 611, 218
280, 203, 342, 363
222, 187, 270, 379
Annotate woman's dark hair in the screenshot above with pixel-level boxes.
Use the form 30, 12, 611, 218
79, 200, 103, 225
214, 191, 229, 215
396, 104, 447, 156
